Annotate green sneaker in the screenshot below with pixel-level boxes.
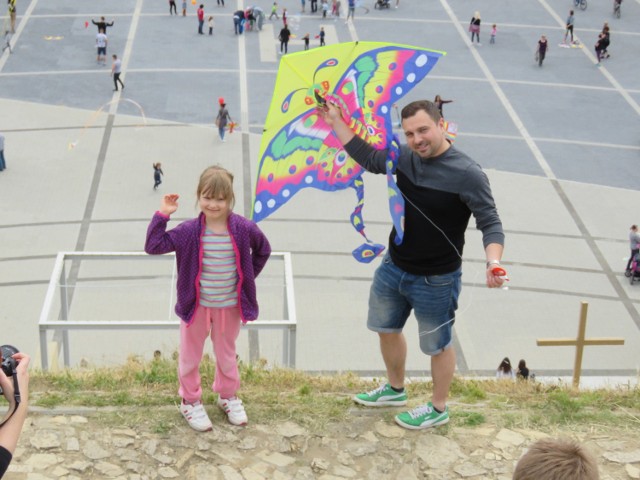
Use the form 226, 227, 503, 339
394, 402, 449, 430
353, 383, 407, 407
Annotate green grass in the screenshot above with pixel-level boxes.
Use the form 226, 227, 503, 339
29, 355, 640, 434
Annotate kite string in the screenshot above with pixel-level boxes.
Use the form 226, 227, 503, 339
399, 190, 490, 323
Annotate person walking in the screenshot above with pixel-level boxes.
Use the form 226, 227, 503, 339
216, 102, 232, 142
310, 0, 317, 13
217, 0, 225, 5
563, 10, 575, 44
303, 33, 310, 50
536, 35, 548, 67
182, 0, 187, 16
345, 0, 355, 23
594, 32, 608, 66
91, 16, 114, 33
0, 132, 6, 171
469, 11, 481, 45
145, 166, 271, 430
111, 54, 125, 91
208, 15, 214, 34
153, 163, 164, 190
319, 99, 505, 430
197, 4, 205, 34
8, 0, 16, 33
625, 225, 640, 274
269, 2, 279, 20
278, 23, 291, 54
169, 0, 177, 15
490, 24, 497, 44
95, 29, 108, 66
319, 26, 325, 46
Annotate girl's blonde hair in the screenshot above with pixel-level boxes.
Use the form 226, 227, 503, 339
197, 165, 235, 208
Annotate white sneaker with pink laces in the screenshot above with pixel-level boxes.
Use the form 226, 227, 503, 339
217, 397, 248, 426
180, 399, 213, 432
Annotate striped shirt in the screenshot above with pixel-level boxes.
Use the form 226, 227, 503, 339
199, 228, 238, 308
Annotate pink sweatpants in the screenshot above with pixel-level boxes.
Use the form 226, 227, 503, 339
178, 304, 242, 402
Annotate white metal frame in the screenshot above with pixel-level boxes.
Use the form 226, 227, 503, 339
39, 252, 297, 370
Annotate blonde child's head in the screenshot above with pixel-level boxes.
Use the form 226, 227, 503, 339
513, 438, 599, 480
197, 165, 235, 209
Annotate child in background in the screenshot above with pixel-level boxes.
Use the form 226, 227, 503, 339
490, 24, 497, 44
303, 33, 310, 50
319, 26, 325, 46
145, 166, 271, 431
208, 15, 214, 34
321, 0, 329, 18
153, 163, 164, 190
182, 0, 187, 16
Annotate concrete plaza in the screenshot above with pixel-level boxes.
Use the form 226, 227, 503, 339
1, 0, 639, 384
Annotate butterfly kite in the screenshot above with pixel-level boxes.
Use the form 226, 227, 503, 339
252, 41, 446, 262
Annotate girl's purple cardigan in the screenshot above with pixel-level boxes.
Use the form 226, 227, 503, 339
145, 211, 271, 324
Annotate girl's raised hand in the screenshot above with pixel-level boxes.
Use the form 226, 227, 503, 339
160, 194, 180, 216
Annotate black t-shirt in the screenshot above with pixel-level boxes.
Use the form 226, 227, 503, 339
0, 445, 12, 478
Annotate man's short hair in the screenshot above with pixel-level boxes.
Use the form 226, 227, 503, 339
400, 100, 441, 123
513, 438, 599, 480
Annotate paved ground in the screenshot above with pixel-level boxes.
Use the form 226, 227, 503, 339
1, 0, 639, 383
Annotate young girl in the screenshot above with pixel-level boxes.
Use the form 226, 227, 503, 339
153, 162, 163, 190
208, 15, 214, 35
145, 166, 271, 431
490, 24, 496, 44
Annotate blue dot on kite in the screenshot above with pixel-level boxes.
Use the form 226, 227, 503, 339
389, 62, 397, 71
289, 165, 297, 174
367, 100, 374, 108
375, 85, 383, 94
306, 156, 314, 165
268, 173, 274, 182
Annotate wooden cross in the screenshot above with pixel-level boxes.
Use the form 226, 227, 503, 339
536, 301, 625, 388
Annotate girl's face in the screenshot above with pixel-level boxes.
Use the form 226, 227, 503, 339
199, 194, 231, 223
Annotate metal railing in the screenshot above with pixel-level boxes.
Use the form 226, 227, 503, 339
38, 251, 296, 370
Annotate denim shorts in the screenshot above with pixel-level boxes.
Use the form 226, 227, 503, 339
367, 254, 462, 355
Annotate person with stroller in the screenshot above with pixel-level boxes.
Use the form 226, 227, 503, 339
625, 225, 640, 276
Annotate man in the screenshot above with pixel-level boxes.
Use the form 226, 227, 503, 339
320, 100, 505, 430
95, 29, 107, 65
91, 16, 114, 33
346, 0, 355, 22
197, 4, 205, 34
111, 54, 124, 92
278, 23, 291, 54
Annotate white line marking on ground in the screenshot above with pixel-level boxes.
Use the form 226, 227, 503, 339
0, 0, 40, 72
109, 0, 143, 115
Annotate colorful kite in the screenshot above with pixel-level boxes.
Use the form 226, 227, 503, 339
252, 41, 445, 262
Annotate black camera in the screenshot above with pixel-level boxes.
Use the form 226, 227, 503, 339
0, 345, 18, 377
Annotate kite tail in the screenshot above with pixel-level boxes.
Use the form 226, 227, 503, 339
350, 179, 385, 263
386, 134, 405, 246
